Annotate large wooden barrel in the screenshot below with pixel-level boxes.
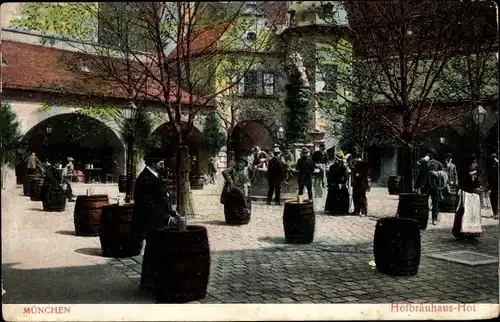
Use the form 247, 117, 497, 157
373, 217, 421, 276
397, 193, 429, 230
74, 195, 110, 236
148, 225, 211, 303
42, 186, 67, 212
283, 199, 315, 244
23, 174, 38, 196
99, 204, 143, 258
189, 176, 205, 190
387, 176, 401, 195
439, 185, 458, 213
29, 178, 45, 201
118, 175, 127, 193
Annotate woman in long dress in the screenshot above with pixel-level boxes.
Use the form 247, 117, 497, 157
452, 154, 483, 240
324, 151, 350, 215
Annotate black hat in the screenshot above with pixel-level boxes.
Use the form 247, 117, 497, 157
444, 153, 453, 158
143, 148, 166, 161
236, 156, 248, 165
427, 148, 437, 156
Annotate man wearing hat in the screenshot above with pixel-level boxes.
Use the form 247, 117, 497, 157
133, 148, 180, 291
325, 150, 350, 215
312, 143, 329, 199
415, 148, 446, 225
27, 152, 42, 175
62, 157, 76, 202
296, 147, 316, 200
444, 153, 458, 190
221, 156, 251, 222
267, 147, 288, 205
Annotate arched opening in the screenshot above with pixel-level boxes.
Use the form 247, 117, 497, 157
231, 120, 273, 157
16, 113, 125, 183
151, 122, 207, 174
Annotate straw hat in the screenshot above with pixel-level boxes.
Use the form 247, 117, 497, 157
67, 157, 74, 162
335, 150, 345, 160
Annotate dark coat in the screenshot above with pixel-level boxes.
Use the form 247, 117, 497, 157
43, 166, 61, 186
414, 158, 445, 193
296, 156, 315, 184
132, 168, 176, 239
487, 160, 498, 191
459, 165, 480, 194
267, 156, 287, 183
352, 160, 370, 191
327, 163, 349, 187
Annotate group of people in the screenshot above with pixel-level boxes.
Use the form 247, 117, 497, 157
26, 152, 76, 202
415, 147, 498, 239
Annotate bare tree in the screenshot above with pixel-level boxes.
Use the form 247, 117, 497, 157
315, 0, 498, 192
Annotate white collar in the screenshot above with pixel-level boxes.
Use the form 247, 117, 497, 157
146, 166, 159, 178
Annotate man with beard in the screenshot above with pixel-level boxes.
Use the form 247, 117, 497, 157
132, 148, 180, 291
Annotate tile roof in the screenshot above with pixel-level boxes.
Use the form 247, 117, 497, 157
1, 40, 214, 106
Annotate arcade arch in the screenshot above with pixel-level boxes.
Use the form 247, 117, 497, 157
231, 120, 273, 157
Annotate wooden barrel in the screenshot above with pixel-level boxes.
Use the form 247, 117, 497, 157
23, 174, 38, 196
99, 204, 143, 258
189, 176, 205, 190
148, 225, 211, 303
387, 176, 401, 195
74, 195, 110, 236
439, 185, 458, 213
118, 175, 127, 193
224, 192, 251, 225
29, 178, 45, 201
397, 193, 429, 230
283, 199, 315, 244
373, 217, 421, 276
42, 186, 67, 212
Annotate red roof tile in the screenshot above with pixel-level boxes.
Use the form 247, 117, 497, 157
167, 21, 232, 59
2, 41, 214, 106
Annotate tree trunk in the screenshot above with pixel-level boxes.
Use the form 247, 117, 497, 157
399, 131, 415, 193
226, 135, 234, 167
174, 130, 194, 219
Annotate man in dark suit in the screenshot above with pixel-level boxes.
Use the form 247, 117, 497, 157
296, 147, 316, 200
132, 148, 179, 291
267, 147, 288, 205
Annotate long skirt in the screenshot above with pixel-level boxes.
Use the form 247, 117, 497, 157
325, 187, 349, 215
452, 191, 482, 239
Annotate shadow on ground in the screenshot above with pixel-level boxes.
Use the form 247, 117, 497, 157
199, 220, 229, 226
2, 262, 151, 304
75, 247, 105, 257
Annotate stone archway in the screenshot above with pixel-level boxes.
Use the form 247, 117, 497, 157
16, 113, 125, 183
231, 120, 274, 157
151, 122, 207, 174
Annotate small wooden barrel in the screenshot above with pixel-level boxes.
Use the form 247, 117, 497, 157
374, 217, 421, 276
118, 175, 127, 193
42, 186, 67, 212
387, 176, 401, 195
439, 185, 458, 213
283, 199, 315, 244
224, 193, 251, 225
74, 195, 110, 236
189, 176, 205, 190
397, 193, 429, 230
29, 178, 45, 201
23, 174, 38, 196
99, 204, 143, 258
148, 225, 211, 303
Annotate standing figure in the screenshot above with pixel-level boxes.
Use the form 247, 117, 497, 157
414, 148, 447, 225
250, 146, 269, 182
325, 151, 350, 215
487, 153, 498, 219
62, 157, 76, 202
350, 154, 370, 216
444, 153, 458, 193
452, 154, 483, 239
132, 148, 180, 291
267, 147, 288, 205
296, 147, 315, 201
221, 156, 251, 219
26, 152, 41, 176
41, 161, 62, 203
208, 157, 217, 184
312, 143, 328, 199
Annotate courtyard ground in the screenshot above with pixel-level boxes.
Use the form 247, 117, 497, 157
2, 175, 498, 312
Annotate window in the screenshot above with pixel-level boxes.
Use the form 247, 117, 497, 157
318, 64, 337, 93
243, 70, 259, 95
262, 72, 275, 95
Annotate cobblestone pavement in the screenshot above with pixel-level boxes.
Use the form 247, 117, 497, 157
2, 179, 498, 304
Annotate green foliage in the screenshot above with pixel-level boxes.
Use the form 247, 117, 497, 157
0, 103, 26, 168
10, 3, 98, 44
201, 112, 226, 156
285, 86, 312, 143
